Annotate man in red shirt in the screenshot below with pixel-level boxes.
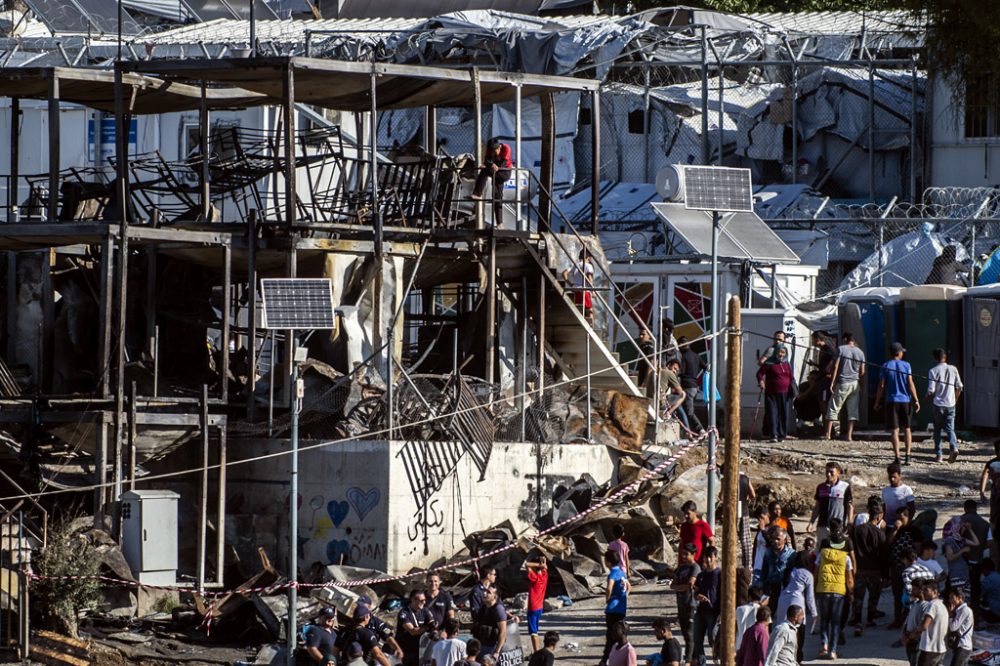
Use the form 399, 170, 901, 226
471, 137, 513, 223
525, 555, 549, 653
679, 500, 714, 564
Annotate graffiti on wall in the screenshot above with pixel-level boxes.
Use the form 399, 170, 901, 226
298, 486, 387, 567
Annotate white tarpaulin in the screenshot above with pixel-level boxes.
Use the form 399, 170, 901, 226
839, 224, 968, 290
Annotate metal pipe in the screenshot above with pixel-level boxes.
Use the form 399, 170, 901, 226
514, 83, 522, 231
249, 0, 256, 56
153, 325, 159, 398
216, 426, 226, 586
591, 88, 601, 236
200, 82, 210, 221
910, 58, 918, 201
268, 330, 275, 436
700, 26, 709, 165
868, 62, 876, 202
387, 311, 394, 440
221, 244, 231, 402
247, 209, 258, 419
473, 68, 484, 229
113, 65, 129, 534
520, 276, 527, 442
706, 211, 720, 529
9, 96, 19, 222
128, 381, 136, 490
197, 384, 209, 593
47, 74, 59, 223
287, 339, 300, 666
585, 331, 592, 442
770, 265, 778, 308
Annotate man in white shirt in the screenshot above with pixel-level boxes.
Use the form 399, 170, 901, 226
734, 586, 765, 652
882, 461, 916, 522
764, 605, 802, 666
907, 583, 948, 666
926, 348, 963, 463
431, 618, 467, 666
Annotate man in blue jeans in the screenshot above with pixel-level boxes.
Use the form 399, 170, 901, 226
925, 347, 963, 463
874, 342, 921, 465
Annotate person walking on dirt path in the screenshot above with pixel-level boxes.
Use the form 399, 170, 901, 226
759, 331, 788, 366
601, 550, 631, 666
608, 524, 632, 579
883, 462, 917, 524
679, 501, 714, 564
946, 588, 973, 666
672, 543, 701, 665
978, 440, 1000, 554
768, 500, 796, 550
691, 547, 722, 666
756, 527, 795, 616
824, 332, 865, 442
679, 339, 707, 433
956, 500, 991, 614
926, 348, 963, 463
807, 462, 854, 547
815, 518, 855, 660
850, 497, 887, 636
736, 605, 771, 666
874, 342, 921, 465
775, 551, 818, 664
756, 346, 796, 443
764, 605, 803, 666
906, 582, 948, 666
525, 555, 550, 653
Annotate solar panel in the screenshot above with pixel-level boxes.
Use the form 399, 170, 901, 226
23, 0, 142, 35
261, 278, 336, 330
651, 203, 800, 264
683, 166, 753, 213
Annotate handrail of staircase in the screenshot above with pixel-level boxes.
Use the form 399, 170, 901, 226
0, 466, 47, 547
519, 171, 657, 376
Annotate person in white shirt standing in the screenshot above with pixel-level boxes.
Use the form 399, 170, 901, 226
906, 583, 948, 666
882, 462, 917, 524
430, 618, 466, 666
945, 587, 974, 666
926, 348, 963, 463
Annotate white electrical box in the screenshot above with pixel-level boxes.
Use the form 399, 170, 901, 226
120, 490, 180, 586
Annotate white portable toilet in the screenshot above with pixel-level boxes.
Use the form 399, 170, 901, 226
120, 490, 179, 586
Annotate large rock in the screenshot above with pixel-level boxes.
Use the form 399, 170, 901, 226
661, 463, 720, 518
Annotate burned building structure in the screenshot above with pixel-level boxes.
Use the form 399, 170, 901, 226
0, 54, 672, 599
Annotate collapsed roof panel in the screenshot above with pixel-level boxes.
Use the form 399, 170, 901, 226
22, 0, 142, 36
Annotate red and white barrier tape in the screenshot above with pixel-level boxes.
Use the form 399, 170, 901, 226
26, 427, 713, 634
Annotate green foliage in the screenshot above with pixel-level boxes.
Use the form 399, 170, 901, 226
32, 523, 101, 636
899, 0, 1000, 94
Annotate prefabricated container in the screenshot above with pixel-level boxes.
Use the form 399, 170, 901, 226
963, 284, 1000, 428
898, 284, 966, 428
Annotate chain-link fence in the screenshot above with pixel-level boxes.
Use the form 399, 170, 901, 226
600, 58, 923, 205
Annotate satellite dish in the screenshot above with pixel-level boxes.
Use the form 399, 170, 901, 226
656, 165, 686, 202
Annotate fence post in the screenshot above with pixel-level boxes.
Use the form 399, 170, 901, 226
868, 62, 876, 202
700, 26, 709, 165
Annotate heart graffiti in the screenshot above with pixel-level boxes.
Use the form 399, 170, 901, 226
327, 500, 350, 528
346, 487, 381, 522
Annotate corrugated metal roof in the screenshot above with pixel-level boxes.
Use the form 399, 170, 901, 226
745, 10, 922, 36
134, 12, 606, 45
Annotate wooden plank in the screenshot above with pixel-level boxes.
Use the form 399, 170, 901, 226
30, 644, 89, 666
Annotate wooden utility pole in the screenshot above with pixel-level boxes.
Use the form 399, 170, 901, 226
719, 296, 742, 666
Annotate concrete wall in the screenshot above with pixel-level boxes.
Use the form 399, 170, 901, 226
929, 76, 1000, 188
228, 439, 614, 574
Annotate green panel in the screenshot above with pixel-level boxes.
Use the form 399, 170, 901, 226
902, 300, 948, 428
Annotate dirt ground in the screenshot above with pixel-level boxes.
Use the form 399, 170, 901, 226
530, 432, 995, 666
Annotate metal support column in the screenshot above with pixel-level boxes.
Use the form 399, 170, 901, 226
287, 340, 300, 666
700, 26, 709, 165
514, 83, 522, 231
200, 82, 210, 221
221, 244, 231, 402
216, 424, 227, 585
591, 88, 601, 236
197, 385, 209, 593
868, 63, 876, 202
8, 96, 19, 222
47, 74, 59, 223
473, 68, 484, 230
247, 209, 258, 419
113, 65, 130, 532
706, 211, 720, 528
910, 58, 918, 201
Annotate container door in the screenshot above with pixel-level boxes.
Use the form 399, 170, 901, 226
858, 301, 885, 426
905, 301, 946, 428
965, 299, 1000, 428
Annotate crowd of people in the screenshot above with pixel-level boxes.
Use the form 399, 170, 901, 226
663, 454, 1000, 666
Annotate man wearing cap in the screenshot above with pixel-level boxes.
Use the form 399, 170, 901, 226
335, 605, 392, 666
397, 589, 437, 666
305, 607, 338, 665
343, 642, 367, 666
874, 342, 921, 465
358, 594, 404, 660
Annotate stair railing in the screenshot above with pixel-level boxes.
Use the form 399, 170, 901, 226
518, 171, 657, 381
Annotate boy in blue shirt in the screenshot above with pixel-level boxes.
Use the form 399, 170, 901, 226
875, 342, 921, 466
